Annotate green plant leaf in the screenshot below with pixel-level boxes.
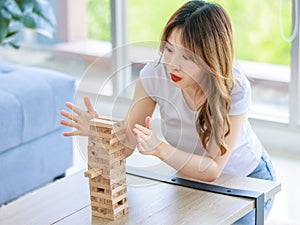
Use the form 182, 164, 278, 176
1, 27, 19, 48
21, 13, 54, 38
0, 19, 9, 42
0, 7, 12, 20
33, 0, 56, 27
4, 0, 23, 19
9, 42, 20, 49
0, 0, 56, 46
15, 0, 34, 14
6, 30, 19, 38
21, 14, 37, 29
2, 40, 20, 49
2, 29, 21, 46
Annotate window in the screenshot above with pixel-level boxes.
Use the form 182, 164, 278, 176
215, 0, 293, 123
85, 0, 299, 126
125, 0, 299, 125
87, 0, 111, 42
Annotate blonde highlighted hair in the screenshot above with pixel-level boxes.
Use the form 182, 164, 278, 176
160, 0, 235, 155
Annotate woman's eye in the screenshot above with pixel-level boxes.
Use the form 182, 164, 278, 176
165, 46, 173, 53
183, 55, 189, 60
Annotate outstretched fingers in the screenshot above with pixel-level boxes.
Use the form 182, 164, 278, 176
60, 109, 79, 122
60, 97, 98, 137
63, 130, 81, 137
60, 119, 79, 128
84, 96, 95, 113
65, 101, 82, 115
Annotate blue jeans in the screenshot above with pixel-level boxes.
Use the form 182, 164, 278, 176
232, 149, 277, 225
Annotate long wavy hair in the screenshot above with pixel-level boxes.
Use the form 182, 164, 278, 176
160, 0, 235, 155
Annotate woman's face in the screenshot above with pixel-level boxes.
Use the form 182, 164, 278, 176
163, 28, 203, 91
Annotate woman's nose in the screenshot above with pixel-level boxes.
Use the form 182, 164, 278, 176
169, 55, 182, 71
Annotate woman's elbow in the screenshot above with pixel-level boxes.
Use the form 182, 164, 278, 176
201, 166, 222, 182
203, 173, 218, 182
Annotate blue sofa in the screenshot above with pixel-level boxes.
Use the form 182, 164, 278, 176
0, 61, 75, 205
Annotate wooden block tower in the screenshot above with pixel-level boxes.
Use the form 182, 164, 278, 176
84, 117, 128, 220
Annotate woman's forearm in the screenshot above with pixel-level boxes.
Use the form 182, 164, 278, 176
156, 142, 220, 182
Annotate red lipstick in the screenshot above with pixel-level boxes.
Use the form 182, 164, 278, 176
170, 73, 182, 82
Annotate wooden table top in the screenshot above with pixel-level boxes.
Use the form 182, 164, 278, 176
0, 158, 281, 225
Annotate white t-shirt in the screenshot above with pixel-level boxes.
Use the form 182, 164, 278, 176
140, 61, 262, 176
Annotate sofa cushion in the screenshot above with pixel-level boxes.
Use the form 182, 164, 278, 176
0, 62, 75, 153
0, 90, 23, 151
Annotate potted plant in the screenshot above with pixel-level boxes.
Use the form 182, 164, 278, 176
0, 0, 56, 48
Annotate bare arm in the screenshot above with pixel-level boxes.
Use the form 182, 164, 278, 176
60, 79, 156, 157
124, 78, 156, 156
133, 113, 246, 182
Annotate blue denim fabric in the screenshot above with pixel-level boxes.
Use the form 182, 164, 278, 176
232, 149, 277, 225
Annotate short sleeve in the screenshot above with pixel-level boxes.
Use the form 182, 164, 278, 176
229, 68, 252, 115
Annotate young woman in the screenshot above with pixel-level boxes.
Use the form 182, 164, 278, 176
60, 1, 276, 224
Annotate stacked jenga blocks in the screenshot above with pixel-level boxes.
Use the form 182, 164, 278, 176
84, 117, 128, 220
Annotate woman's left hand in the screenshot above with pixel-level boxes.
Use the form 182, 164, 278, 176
132, 116, 162, 156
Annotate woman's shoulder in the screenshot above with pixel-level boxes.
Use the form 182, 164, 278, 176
230, 66, 251, 115
232, 66, 251, 91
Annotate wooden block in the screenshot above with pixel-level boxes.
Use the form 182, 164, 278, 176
113, 202, 128, 215
89, 182, 126, 194
87, 147, 126, 163
87, 158, 126, 171
88, 133, 126, 146
96, 117, 126, 127
91, 201, 128, 220
90, 173, 126, 184
89, 133, 126, 146
89, 179, 126, 192
84, 169, 102, 179
90, 188, 127, 204
88, 129, 125, 139
89, 118, 116, 128
87, 154, 110, 166
88, 140, 125, 154
123, 207, 129, 215
88, 146, 111, 156
91, 207, 116, 220
91, 197, 128, 210
90, 196, 113, 206
90, 174, 126, 187
87, 152, 125, 164
89, 124, 126, 135
89, 118, 125, 131
91, 201, 115, 210
87, 166, 126, 180
91, 199, 128, 214
111, 191, 127, 203
87, 117, 128, 221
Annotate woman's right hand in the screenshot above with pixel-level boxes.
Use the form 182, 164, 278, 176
60, 96, 99, 136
